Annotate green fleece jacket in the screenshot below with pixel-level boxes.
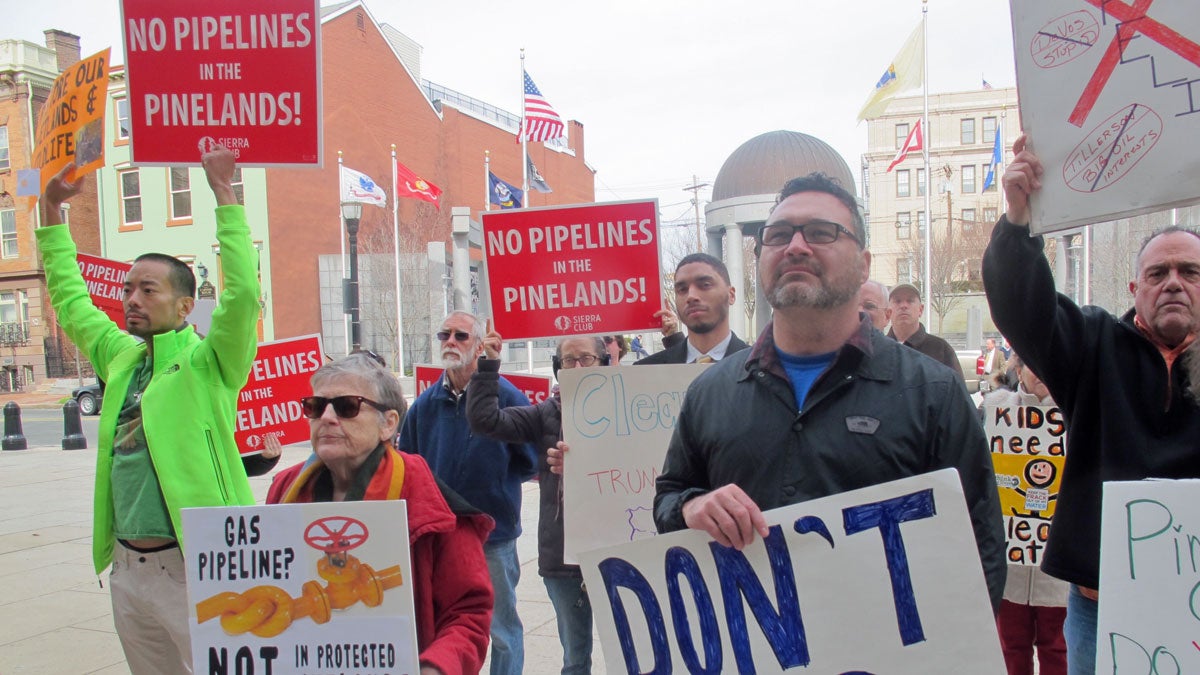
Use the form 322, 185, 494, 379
36, 206, 261, 574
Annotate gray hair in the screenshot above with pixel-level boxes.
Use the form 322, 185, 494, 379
310, 353, 408, 420
442, 310, 485, 342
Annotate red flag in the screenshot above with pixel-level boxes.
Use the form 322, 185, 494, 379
887, 119, 923, 172
395, 159, 442, 205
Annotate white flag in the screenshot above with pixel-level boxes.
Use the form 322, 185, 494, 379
339, 166, 387, 207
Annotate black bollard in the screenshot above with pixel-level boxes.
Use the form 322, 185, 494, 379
62, 399, 87, 450
2, 401, 27, 451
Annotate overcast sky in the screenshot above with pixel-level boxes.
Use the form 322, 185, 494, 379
9, 0, 1019, 221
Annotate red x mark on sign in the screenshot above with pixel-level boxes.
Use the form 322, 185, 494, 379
1069, 0, 1200, 127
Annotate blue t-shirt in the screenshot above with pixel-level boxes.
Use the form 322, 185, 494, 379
776, 347, 837, 410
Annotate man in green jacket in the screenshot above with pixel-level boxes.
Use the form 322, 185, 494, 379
38, 145, 260, 674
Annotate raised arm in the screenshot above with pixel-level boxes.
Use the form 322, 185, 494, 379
41, 163, 85, 227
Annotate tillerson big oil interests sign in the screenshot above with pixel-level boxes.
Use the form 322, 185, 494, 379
120, 0, 322, 165
481, 199, 663, 340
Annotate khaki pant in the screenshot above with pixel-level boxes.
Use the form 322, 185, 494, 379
110, 544, 192, 674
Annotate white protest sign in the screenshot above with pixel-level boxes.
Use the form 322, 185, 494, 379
558, 363, 708, 563
182, 501, 418, 675
1098, 479, 1200, 672
983, 404, 1068, 566
578, 469, 1005, 674
1010, 0, 1200, 234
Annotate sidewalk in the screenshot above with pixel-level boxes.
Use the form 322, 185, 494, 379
0, 444, 606, 674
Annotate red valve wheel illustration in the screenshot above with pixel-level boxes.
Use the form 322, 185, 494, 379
198, 514, 402, 637
304, 516, 369, 554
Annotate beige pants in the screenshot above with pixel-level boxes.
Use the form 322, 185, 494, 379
110, 544, 192, 674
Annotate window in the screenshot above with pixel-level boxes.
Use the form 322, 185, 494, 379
961, 165, 976, 193
0, 126, 9, 171
917, 211, 927, 237
0, 290, 30, 338
982, 116, 997, 144
231, 168, 244, 204
115, 99, 130, 141
895, 123, 909, 150
960, 118, 976, 145
119, 169, 142, 227
896, 211, 912, 239
896, 170, 911, 198
917, 168, 926, 197
961, 208, 977, 228
983, 163, 998, 192
0, 210, 16, 258
897, 258, 913, 284
169, 167, 192, 221
983, 207, 998, 223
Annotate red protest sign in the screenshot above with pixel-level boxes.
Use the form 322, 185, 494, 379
235, 334, 324, 454
76, 253, 131, 329
120, 0, 322, 165
481, 200, 663, 340
415, 364, 552, 404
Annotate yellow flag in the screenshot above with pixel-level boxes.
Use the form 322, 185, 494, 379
857, 23, 924, 122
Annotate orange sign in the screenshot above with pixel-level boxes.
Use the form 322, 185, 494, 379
32, 49, 111, 192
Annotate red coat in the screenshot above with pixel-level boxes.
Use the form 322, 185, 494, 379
268, 447, 495, 675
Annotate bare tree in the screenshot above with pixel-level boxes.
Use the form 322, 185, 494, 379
354, 199, 446, 373
900, 216, 995, 333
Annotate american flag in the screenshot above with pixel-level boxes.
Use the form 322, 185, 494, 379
521, 72, 564, 142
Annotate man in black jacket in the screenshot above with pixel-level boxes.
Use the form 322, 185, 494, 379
653, 172, 1006, 610
637, 253, 750, 364
983, 134, 1200, 673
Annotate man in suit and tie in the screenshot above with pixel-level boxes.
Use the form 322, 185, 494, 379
637, 253, 749, 365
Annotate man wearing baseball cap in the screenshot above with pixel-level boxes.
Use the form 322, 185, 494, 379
887, 283, 964, 379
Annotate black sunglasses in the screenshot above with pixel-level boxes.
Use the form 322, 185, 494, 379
300, 395, 385, 419
436, 330, 472, 342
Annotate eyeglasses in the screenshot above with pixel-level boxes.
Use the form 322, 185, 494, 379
436, 330, 472, 342
300, 395, 385, 420
560, 354, 600, 368
756, 220, 859, 247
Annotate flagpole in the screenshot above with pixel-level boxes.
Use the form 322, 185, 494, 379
391, 145, 406, 376
920, 0, 932, 328
338, 151, 351, 355
485, 150, 491, 212
520, 51, 534, 372
520, 49, 530, 202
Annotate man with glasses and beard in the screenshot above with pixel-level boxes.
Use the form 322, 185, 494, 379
653, 173, 1005, 611
398, 311, 538, 675
636, 253, 749, 365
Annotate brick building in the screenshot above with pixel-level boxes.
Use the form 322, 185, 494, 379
266, 2, 595, 362
0, 30, 101, 389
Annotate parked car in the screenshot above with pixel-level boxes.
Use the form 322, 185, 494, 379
71, 383, 103, 416
956, 351, 983, 395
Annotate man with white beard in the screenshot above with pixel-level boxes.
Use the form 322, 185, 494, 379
398, 310, 538, 675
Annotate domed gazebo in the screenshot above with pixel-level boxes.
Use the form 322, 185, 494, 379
704, 130, 857, 336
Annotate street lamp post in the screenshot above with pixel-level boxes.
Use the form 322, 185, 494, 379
341, 202, 363, 351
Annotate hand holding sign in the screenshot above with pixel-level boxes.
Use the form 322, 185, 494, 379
42, 162, 85, 226
482, 319, 502, 360
681, 483, 771, 551
1002, 135, 1045, 227
654, 306, 680, 337
547, 440, 568, 475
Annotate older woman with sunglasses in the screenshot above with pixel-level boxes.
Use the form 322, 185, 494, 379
266, 354, 495, 675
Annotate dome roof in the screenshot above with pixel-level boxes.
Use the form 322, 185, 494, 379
712, 130, 856, 202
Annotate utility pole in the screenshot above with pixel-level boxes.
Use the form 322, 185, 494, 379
683, 175, 709, 253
